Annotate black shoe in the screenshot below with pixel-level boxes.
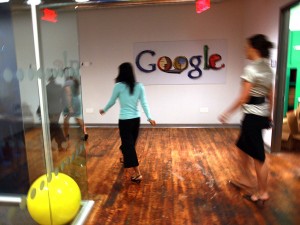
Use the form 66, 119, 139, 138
81, 134, 89, 141
131, 175, 142, 183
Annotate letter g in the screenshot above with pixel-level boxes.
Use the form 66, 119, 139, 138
135, 50, 156, 73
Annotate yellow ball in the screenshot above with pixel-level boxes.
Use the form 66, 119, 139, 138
27, 172, 81, 225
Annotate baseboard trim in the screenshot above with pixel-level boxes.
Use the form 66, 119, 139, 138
85, 123, 240, 128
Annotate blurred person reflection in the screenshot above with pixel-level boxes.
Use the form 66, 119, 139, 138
63, 71, 88, 141
37, 76, 67, 151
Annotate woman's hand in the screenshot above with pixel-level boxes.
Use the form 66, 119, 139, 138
218, 80, 252, 124
148, 119, 156, 126
267, 117, 273, 129
99, 109, 105, 115
218, 113, 229, 124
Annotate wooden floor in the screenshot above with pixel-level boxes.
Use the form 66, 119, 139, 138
83, 128, 300, 225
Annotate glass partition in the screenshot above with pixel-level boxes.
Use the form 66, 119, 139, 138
36, 4, 89, 198
0, 2, 93, 224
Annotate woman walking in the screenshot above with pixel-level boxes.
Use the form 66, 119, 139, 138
219, 34, 274, 204
100, 62, 156, 183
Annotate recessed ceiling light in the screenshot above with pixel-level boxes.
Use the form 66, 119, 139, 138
26, 0, 42, 5
75, 0, 90, 3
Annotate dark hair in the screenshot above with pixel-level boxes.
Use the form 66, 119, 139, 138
115, 62, 136, 94
247, 34, 274, 58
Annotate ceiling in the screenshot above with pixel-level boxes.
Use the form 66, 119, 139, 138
10, 0, 224, 11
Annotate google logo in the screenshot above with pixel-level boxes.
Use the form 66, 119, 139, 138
135, 45, 225, 79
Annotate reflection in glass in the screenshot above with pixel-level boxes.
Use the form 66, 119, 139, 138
1, 2, 92, 224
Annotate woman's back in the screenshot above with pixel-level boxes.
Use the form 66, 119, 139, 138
103, 82, 151, 120
118, 82, 142, 118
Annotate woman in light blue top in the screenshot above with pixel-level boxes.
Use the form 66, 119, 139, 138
219, 34, 274, 205
100, 62, 156, 183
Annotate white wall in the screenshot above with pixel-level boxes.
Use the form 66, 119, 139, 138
11, 0, 294, 126
78, 1, 246, 125
78, 0, 293, 125
243, 0, 292, 65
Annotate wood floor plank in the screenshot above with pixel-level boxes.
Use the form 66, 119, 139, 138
84, 127, 300, 225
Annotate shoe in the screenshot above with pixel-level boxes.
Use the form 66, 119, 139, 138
228, 180, 254, 196
131, 174, 142, 183
58, 145, 66, 152
243, 194, 269, 207
58, 147, 66, 152
61, 141, 69, 150
81, 134, 89, 141
57, 141, 68, 152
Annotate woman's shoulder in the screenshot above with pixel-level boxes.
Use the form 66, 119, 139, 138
115, 82, 126, 87
114, 82, 129, 92
135, 82, 144, 88
244, 62, 256, 71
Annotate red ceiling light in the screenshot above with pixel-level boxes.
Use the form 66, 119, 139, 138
196, 0, 210, 14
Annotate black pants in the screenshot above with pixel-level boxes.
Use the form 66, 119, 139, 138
118, 117, 140, 168
49, 113, 66, 147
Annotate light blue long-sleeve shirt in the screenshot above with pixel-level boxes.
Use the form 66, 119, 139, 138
103, 82, 152, 120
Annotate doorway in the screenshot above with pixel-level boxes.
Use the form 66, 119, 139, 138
272, 0, 300, 152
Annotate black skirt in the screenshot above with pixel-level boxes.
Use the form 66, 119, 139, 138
236, 114, 270, 162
